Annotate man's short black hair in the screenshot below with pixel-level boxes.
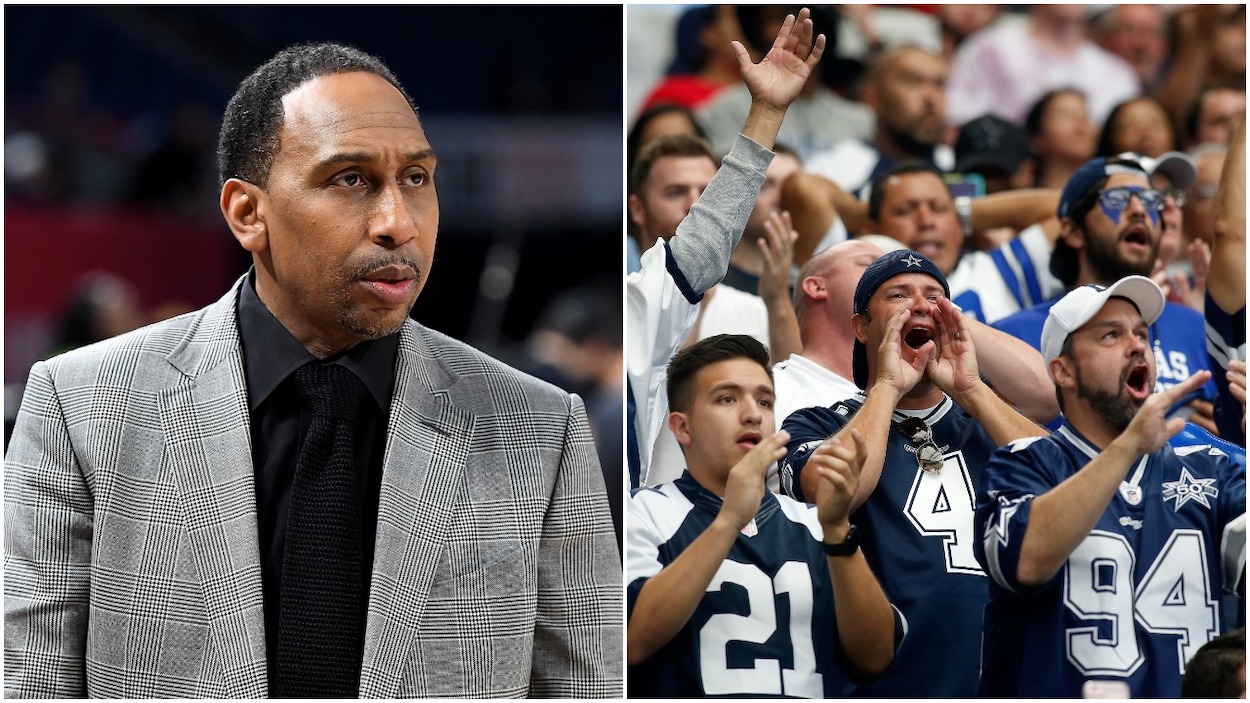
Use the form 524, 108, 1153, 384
217, 42, 419, 187
667, 334, 772, 414
1181, 628, 1245, 698
867, 160, 948, 222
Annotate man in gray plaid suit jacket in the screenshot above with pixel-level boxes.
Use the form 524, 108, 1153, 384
4, 42, 621, 698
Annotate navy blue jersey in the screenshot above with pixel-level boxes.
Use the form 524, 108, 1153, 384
780, 394, 994, 697
626, 472, 902, 698
974, 422, 1247, 697
1204, 290, 1246, 446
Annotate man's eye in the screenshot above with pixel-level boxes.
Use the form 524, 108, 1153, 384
335, 173, 366, 187
406, 171, 427, 186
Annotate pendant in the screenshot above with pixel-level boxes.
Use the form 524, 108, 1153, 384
899, 417, 943, 473
917, 441, 945, 473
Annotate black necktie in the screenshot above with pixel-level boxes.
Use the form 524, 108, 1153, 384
276, 363, 367, 697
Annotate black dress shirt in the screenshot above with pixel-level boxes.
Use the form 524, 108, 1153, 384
236, 273, 397, 680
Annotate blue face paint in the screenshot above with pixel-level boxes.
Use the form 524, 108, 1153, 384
1097, 186, 1162, 227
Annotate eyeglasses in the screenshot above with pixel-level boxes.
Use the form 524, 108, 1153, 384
1098, 186, 1166, 212
1157, 185, 1187, 207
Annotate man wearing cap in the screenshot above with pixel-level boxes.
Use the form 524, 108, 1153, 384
973, 276, 1245, 697
952, 113, 1032, 195
992, 155, 1218, 429
779, 249, 1045, 696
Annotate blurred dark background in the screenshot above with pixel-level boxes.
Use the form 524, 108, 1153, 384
4, 6, 625, 493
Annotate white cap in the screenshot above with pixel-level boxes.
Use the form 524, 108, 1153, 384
1118, 150, 1197, 189
1041, 275, 1165, 364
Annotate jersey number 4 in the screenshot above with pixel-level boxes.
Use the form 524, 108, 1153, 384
904, 451, 985, 575
700, 560, 822, 698
1064, 529, 1220, 677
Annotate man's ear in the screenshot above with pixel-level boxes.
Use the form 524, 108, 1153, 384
668, 411, 693, 448
220, 178, 268, 253
800, 275, 828, 304
851, 312, 870, 344
1058, 217, 1085, 252
1049, 355, 1076, 391
627, 193, 646, 230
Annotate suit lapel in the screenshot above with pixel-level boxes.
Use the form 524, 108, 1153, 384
159, 282, 269, 698
359, 323, 471, 698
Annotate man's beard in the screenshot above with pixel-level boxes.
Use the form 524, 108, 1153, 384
1074, 359, 1145, 433
1084, 226, 1158, 282
883, 119, 940, 157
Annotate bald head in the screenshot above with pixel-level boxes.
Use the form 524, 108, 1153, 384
795, 239, 884, 325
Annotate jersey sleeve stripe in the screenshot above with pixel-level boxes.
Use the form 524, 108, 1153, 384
664, 240, 703, 306
1008, 237, 1044, 308
989, 247, 1027, 309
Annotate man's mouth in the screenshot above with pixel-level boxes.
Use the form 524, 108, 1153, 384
359, 264, 418, 304
737, 432, 762, 449
903, 326, 934, 350
1124, 361, 1152, 401
1122, 224, 1151, 248
362, 263, 417, 283
913, 241, 942, 260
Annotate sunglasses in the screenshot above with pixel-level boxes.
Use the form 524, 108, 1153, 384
1098, 186, 1166, 212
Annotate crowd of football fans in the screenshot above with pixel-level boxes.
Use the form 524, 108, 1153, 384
626, 5, 1245, 697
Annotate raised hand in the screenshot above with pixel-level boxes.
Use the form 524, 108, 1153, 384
733, 8, 825, 113
719, 430, 789, 531
812, 429, 867, 532
1119, 370, 1213, 456
925, 297, 981, 397
757, 210, 798, 305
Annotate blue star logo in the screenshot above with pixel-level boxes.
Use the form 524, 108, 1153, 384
903, 254, 923, 268
1161, 467, 1219, 512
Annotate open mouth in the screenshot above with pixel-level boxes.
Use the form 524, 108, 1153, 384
1122, 225, 1150, 247
737, 432, 762, 449
904, 327, 934, 349
1125, 363, 1151, 400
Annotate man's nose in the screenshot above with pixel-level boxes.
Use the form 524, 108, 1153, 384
369, 183, 420, 247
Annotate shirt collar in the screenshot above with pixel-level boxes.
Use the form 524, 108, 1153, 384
236, 270, 399, 413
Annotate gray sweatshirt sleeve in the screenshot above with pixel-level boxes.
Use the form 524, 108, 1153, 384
667, 134, 773, 295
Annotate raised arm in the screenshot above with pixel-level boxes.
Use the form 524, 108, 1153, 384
809, 430, 896, 676
927, 298, 1048, 444
758, 210, 803, 362
1014, 371, 1212, 587
781, 171, 869, 262
733, 8, 825, 150
626, 432, 788, 665
968, 189, 1062, 245
1208, 115, 1245, 314
804, 305, 931, 508
965, 318, 1060, 424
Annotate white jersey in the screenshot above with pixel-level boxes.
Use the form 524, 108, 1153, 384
627, 135, 773, 487
945, 224, 1064, 324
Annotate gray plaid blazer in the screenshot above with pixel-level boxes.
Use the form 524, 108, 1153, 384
4, 279, 623, 698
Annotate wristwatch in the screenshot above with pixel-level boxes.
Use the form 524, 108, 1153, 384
823, 524, 860, 557
955, 195, 973, 240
